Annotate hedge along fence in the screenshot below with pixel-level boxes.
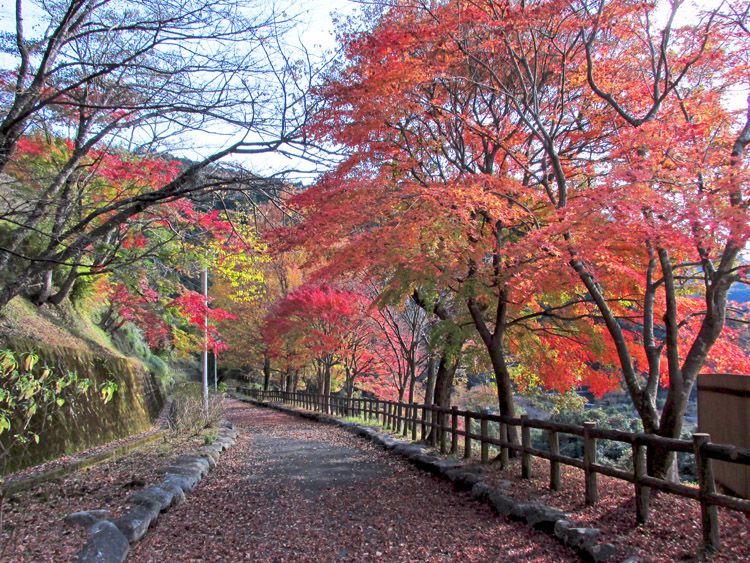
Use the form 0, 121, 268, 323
238, 387, 750, 553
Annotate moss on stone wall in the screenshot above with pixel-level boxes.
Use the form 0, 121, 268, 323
1, 337, 163, 474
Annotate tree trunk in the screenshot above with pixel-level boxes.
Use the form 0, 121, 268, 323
647, 380, 692, 480
285, 371, 293, 393
345, 370, 354, 416
262, 354, 271, 391
33, 270, 54, 305
423, 356, 436, 430
100, 304, 115, 331
433, 353, 456, 410
323, 361, 332, 414
427, 349, 459, 444
292, 370, 299, 392
487, 342, 521, 450
48, 267, 78, 306
467, 290, 521, 449
407, 367, 416, 406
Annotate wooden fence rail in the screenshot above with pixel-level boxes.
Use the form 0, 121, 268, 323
236, 387, 750, 552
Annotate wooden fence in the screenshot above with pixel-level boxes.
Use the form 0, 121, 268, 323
237, 387, 750, 552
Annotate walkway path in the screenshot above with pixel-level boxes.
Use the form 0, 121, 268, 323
130, 399, 577, 562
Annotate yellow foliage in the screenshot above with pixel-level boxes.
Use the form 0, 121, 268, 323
204, 213, 269, 302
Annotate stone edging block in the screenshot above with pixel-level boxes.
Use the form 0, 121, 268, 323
74, 421, 239, 562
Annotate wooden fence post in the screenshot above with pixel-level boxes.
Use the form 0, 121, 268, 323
693, 433, 720, 552
521, 415, 531, 479
451, 406, 459, 454
464, 413, 472, 459
632, 441, 649, 524
440, 409, 448, 454
411, 403, 419, 442
549, 430, 560, 491
583, 421, 598, 505
480, 410, 489, 463
499, 421, 509, 469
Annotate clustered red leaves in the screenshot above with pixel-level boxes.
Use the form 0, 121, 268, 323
263, 283, 372, 370
169, 290, 235, 352
262, 283, 432, 400
9, 135, 252, 354
273, 0, 750, 406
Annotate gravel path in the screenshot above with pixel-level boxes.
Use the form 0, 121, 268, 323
130, 399, 577, 562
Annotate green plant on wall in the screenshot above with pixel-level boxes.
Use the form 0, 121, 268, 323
0, 349, 118, 476
98, 380, 119, 404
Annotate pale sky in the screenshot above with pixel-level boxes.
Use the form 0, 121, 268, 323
0, 0, 360, 182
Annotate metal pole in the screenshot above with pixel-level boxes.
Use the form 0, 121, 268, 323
202, 267, 209, 417
213, 351, 218, 392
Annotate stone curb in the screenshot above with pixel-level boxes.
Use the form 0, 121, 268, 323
75, 421, 239, 563
238, 396, 632, 563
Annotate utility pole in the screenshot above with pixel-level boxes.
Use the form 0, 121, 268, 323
202, 267, 209, 417
213, 351, 218, 392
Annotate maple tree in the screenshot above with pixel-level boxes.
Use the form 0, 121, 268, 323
281, 0, 750, 477
263, 283, 380, 411
367, 295, 429, 404
284, 0, 613, 433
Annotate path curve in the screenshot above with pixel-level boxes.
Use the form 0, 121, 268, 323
130, 399, 577, 562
